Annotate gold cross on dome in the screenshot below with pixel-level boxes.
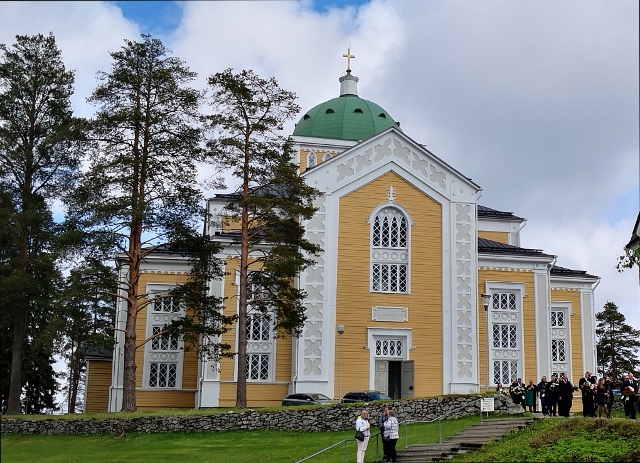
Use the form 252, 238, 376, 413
343, 47, 355, 71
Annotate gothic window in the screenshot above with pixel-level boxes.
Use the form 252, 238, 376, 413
323, 152, 332, 162
307, 152, 317, 168
371, 207, 409, 293
146, 292, 184, 389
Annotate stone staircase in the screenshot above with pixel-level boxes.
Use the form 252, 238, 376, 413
393, 417, 534, 462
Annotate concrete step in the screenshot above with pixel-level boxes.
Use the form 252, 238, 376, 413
395, 417, 536, 463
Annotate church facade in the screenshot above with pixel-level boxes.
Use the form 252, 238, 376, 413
85, 60, 599, 412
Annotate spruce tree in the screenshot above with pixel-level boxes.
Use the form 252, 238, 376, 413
0, 33, 82, 414
206, 69, 321, 408
596, 301, 640, 382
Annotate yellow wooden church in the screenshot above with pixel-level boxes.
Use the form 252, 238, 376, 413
84, 57, 600, 412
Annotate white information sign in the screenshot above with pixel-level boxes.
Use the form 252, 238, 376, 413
481, 397, 495, 412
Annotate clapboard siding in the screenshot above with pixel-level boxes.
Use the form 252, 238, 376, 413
477, 230, 509, 244
84, 361, 112, 413
336, 171, 443, 398
218, 382, 289, 407
551, 288, 583, 383
136, 390, 196, 409
477, 269, 536, 387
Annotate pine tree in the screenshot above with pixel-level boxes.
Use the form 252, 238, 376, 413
69, 35, 227, 412
596, 301, 640, 382
206, 69, 321, 408
0, 33, 83, 414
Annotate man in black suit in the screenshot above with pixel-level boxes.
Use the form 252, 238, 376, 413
510, 377, 525, 405
546, 374, 559, 417
622, 373, 638, 419
578, 371, 596, 417
538, 375, 548, 415
558, 373, 574, 417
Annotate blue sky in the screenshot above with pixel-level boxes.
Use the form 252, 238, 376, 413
114, 0, 371, 35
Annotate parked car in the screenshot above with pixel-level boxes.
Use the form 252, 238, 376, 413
341, 390, 392, 403
281, 393, 337, 407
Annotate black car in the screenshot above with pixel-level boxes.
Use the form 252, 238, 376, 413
281, 393, 337, 407
341, 390, 392, 403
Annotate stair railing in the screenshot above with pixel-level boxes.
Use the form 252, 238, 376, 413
295, 398, 483, 462
402, 398, 483, 448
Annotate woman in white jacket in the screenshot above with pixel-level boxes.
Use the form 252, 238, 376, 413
355, 409, 371, 463
383, 409, 399, 463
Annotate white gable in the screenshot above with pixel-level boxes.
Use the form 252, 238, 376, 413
301, 127, 481, 203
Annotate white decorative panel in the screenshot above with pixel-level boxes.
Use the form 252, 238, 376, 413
300, 197, 326, 376
454, 203, 474, 378
335, 137, 448, 192
372, 306, 408, 322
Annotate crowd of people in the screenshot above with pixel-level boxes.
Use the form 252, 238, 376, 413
504, 371, 638, 419
352, 372, 638, 462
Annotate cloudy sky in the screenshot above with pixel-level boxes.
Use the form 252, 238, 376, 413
2, 0, 638, 332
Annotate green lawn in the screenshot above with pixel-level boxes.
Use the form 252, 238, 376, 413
1, 414, 481, 463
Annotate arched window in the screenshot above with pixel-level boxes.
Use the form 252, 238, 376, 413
370, 207, 410, 293
307, 151, 317, 168
323, 152, 332, 162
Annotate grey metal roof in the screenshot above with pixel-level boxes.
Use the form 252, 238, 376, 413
478, 238, 552, 257
478, 205, 524, 221
550, 265, 598, 279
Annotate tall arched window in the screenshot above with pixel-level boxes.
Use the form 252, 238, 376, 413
371, 207, 410, 293
307, 151, 317, 168
323, 153, 332, 162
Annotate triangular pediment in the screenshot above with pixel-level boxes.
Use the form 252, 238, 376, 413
302, 127, 481, 202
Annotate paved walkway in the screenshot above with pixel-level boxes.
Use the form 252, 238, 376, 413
393, 417, 534, 462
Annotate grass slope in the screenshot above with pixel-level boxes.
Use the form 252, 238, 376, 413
450, 417, 640, 463
1, 414, 480, 463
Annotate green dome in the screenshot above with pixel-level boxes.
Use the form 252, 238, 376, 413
292, 94, 400, 141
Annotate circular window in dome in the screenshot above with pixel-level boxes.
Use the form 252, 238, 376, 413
354, 108, 363, 113
379, 113, 387, 118
303, 114, 310, 120
325, 108, 334, 114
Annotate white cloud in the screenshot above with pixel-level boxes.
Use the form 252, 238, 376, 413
1, 0, 637, 333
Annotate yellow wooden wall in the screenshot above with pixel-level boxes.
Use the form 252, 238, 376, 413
478, 230, 509, 244
551, 288, 583, 384
133, 271, 198, 408
217, 256, 294, 405
477, 269, 536, 390
335, 171, 443, 398
299, 149, 341, 172
84, 360, 112, 413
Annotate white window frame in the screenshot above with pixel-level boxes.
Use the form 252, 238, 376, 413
234, 271, 275, 382
484, 282, 525, 387
368, 203, 412, 294
550, 301, 572, 377
322, 152, 332, 162
143, 284, 185, 389
366, 328, 413, 389
307, 151, 317, 168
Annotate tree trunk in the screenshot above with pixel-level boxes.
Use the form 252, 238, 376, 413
7, 312, 27, 414
121, 313, 138, 412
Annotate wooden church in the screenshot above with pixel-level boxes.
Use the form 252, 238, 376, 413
84, 55, 599, 412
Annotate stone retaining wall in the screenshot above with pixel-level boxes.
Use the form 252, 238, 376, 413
2, 394, 512, 436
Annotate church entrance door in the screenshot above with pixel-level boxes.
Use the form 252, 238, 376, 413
375, 360, 414, 399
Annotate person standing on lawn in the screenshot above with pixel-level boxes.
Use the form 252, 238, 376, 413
355, 409, 371, 463
579, 371, 596, 417
379, 405, 390, 461
538, 375, 549, 415
383, 409, 399, 463
558, 373, 574, 417
525, 379, 537, 412
622, 373, 638, 419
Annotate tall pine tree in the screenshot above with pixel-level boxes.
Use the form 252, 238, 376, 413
596, 301, 640, 381
69, 35, 227, 412
0, 33, 83, 414
206, 69, 321, 408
